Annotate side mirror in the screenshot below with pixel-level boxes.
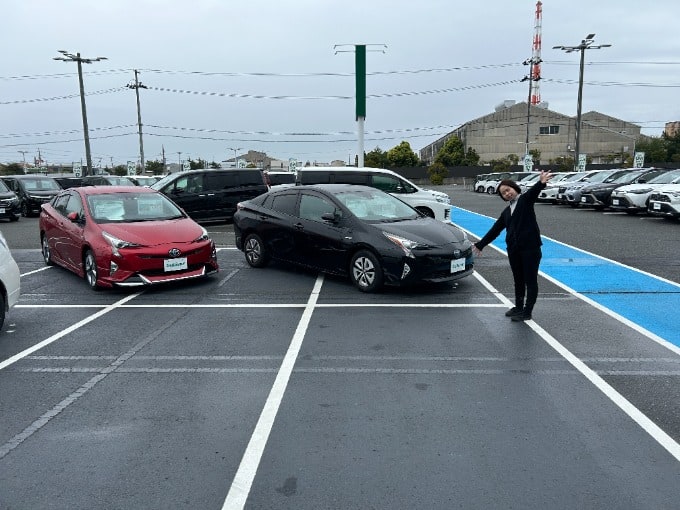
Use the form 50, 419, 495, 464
67, 211, 81, 223
321, 210, 341, 223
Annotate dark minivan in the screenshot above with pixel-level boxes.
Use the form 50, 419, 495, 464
151, 169, 267, 222
1, 175, 62, 217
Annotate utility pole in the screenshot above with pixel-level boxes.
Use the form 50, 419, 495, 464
177, 152, 182, 172
18, 150, 28, 173
553, 34, 611, 170
53, 50, 107, 177
521, 57, 542, 157
126, 70, 148, 173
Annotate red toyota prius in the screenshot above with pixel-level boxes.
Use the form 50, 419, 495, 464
39, 186, 219, 289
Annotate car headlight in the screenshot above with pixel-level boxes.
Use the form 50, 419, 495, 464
193, 227, 209, 243
435, 195, 451, 204
102, 231, 142, 256
383, 232, 422, 258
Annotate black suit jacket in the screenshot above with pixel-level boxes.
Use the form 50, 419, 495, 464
474, 180, 546, 254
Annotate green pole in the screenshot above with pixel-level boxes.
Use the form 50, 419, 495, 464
355, 45, 366, 120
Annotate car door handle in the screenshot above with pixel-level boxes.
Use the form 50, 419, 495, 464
294, 223, 304, 230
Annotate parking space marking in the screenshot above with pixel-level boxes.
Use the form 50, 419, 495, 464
0, 292, 142, 371
452, 206, 680, 353
19, 266, 51, 277
0, 313, 175, 460
222, 274, 324, 510
472, 268, 680, 463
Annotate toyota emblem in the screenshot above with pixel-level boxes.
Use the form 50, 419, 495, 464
168, 248, 182, 258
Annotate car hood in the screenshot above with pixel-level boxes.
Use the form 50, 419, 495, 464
613, 183, 660, 193
100, 218, 204, 245
581, 183, 621, 192
379, 217, 469, 246
653, 184, 680, 194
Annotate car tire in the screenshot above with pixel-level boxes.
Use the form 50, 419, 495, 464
0, 292, 5, 332
415, 207, 435, 218
41, 235, 53, 266
243, 234, 269, 268
84, 250, 100, 290
350, 250, 383, 293
486, 187, 495, 195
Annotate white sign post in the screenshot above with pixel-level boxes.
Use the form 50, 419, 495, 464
236, 158, 247, 169
127, 161, 136, 176
73, 162, 82, 178
577, 153, 587, 171
523, 154, 534, 172
633, 152, 645, 168
288, 158, 298, 172
183, 160, 191, 171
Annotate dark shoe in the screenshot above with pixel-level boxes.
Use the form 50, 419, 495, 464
505, 306, 523, 317
511, 310, 532, 321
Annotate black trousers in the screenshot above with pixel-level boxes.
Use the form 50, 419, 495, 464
507, 248, 542, 312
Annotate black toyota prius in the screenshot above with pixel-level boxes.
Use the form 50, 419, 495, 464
233, 184, 474, 292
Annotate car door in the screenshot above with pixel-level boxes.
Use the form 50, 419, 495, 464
160, 173, 207, 220
294, 191, 351, 273
219, 171, 267, 220
204, 171, 235, 220
44, 192, 85, 272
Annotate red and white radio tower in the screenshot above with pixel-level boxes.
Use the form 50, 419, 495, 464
530, 1, 543, 104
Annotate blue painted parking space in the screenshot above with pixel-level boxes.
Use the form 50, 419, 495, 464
452, 207, 680, 348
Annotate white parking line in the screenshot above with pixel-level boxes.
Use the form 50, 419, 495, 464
472, 269, 680, 463
0, 292, 142, 371
221, 275, 324, 510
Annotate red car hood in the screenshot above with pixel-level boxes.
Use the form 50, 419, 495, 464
101, 218, 204, 245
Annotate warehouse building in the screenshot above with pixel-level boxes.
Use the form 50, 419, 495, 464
420, 101, 645, 165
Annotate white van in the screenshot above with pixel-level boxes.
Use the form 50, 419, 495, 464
295, 167, 452, 222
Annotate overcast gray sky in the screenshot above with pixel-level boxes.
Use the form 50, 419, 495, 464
2, 0, 679, 168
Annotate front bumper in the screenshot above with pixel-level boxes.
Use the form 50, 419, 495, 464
97, 241, 219, 287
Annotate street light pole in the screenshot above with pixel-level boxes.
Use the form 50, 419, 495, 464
53, 50, 107, 177
228, 147, 242, 168
553, 34, 611, 170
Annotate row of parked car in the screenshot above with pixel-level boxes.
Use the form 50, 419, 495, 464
0, 173, 162, 221
28, 165, 475, 296
474, 168, 680, 219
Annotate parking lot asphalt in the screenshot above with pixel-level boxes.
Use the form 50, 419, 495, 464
1, 187, 679, 509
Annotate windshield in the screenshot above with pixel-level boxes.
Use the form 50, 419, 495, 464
22, 178, 61, 191
150, 174, 175, 190
648, 170, 680, 184
612, 171, 645, 184
0, 180, 10, 192
86, 192, 184, 223
603, 170, 633, 183
334, 189, 419, 222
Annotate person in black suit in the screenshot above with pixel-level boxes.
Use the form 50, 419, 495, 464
472, 170, 554, 321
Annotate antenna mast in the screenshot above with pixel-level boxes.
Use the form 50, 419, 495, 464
531, 1, 543, 104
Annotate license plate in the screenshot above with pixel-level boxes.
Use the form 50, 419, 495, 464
0, 208, 4, 214
450, 258, 465, 273
581, 197, 587, 203
612, 199, 619, 205
164, 257, 187, 272
653, 203, 661, 210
